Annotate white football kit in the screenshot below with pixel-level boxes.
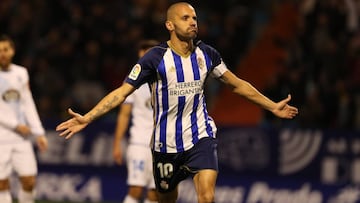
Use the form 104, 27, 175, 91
124, 84, 155, 188
0, 64, 45, 179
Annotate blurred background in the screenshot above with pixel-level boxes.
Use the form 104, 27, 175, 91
1, 0, 360, 202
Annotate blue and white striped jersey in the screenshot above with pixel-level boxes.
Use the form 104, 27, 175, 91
125, 41, 228, 153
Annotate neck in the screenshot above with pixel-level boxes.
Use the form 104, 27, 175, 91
168, 37, 194, 56
0, 64, 10, 71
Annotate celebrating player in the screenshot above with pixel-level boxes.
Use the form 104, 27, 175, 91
56, 2, 298, 203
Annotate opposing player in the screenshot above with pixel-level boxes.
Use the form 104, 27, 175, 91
113, 40, 159, 203
0, 35, 48, 203
56, 2, 298, 203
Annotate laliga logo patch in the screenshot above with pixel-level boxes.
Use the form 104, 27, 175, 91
129, 64, 141, 80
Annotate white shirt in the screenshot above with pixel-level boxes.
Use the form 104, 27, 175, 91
0, 64, 45, 143
125, 84, 153, 146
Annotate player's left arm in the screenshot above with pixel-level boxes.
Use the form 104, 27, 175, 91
22, 82, 49, 152
113, 102, 132, 165
22, 82, 46, 136
219, 70, 298, 119
36, 135, 48, 152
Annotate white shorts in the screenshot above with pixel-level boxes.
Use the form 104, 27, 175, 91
126, 144, 155, 189
0, 141, 37, 179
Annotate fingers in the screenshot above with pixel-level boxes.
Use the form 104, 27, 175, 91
56, 109, 81, 131
65, 133, 74, 139
56, 119, 74, 131
56, 108, 84, 139
56, 122, 66, 131
287, 111, 297, 119
291, 106, 299, 114
286, 105, 299, 119
282, 94, 291, 104
114, 157, 122, 165
58, 128, 75, 139
116, 157, 123, 165
68, 108, 78, 116
39, 142, 48, 152
59, 128, 71, 137
56, 121, 75, 139
287, 94, 291, 100
37, 137, 49, 152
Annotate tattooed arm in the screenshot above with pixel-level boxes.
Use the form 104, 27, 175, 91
56, 83, 135, 139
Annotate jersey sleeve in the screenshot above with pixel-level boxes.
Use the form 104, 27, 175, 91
21, 70, 45, 136
124, 48, 159, 89
211, 61, 228, 78
200, 42, 228, 78
0, 115, 17, 129
123, 91, 134, 104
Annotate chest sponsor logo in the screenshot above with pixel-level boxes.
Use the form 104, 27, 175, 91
2, 89, 20, 102
169, 81, 202, 96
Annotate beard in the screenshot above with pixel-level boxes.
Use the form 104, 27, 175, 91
0, 59, 11, 70
176, 30, 198, 41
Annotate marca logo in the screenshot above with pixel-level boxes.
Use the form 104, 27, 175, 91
279, 129, 322, 175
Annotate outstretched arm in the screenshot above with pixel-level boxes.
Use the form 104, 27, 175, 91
219, 70, 298, 119
56, 82, 136, 139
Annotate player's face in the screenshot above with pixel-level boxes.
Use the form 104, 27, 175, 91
0, 41, 15, 69
172, 6, 198, 40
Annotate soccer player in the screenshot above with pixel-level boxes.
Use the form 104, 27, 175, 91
56, 2, 299, 203
0, 35, 48, 203
113, 40, 159, 203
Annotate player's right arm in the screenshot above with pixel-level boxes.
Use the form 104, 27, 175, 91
0, 116, 17, 130
56, 82, 136, 139
0, 114, 31, 136
219, 70, 298, 119
113, 103, 132, 165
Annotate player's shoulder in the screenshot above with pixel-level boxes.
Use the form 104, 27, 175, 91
10, 64, 28, 74
145, 42, 168, 55
196, 40, 219, 54
138, 42, 168, 64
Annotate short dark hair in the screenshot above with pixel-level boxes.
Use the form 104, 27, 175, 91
137, 40, 159, 51
0, 34, 15, 48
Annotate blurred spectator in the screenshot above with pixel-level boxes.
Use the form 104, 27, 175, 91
262, 0, 360, 130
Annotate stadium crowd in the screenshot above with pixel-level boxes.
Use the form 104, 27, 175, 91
263, 0, 360, 130
1, 0, 359, 130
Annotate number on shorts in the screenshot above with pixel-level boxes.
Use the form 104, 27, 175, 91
157, 162, 173, 178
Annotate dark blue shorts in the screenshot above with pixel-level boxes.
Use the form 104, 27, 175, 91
152, 137, 218, 193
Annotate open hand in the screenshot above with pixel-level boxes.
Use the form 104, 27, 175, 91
36, 135, 48, 152
56, 108, 89, 139
14, 124, 31, 137
113, 146, 124, 165
272, 94, 299, 119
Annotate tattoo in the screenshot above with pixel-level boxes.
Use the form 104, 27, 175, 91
89, 95, 120, 122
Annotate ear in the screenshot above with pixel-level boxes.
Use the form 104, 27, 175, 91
165, 20, 174, 31
9, 47, 15, 58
